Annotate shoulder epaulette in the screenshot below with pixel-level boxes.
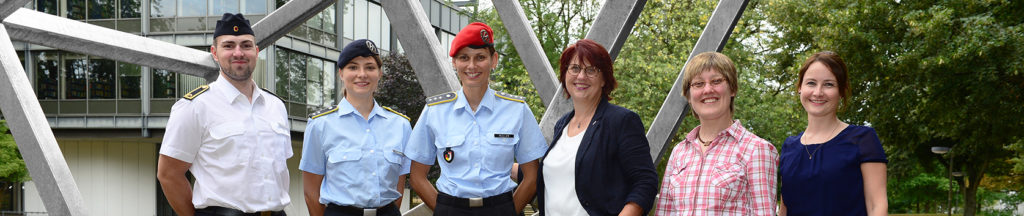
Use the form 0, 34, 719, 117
382, 106, 411, 121
261, 88, 284, 102
183, 85, 210, 100
309, 106, 338, 119
425, 92, 457, 106
494, 91, 526, 103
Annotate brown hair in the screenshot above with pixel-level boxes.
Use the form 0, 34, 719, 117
558, 39, 617, 101
797, 51, 851, 112
681, 52, 739, 116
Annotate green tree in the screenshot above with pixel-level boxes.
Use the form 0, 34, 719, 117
759, 0, 1024, 214
0, 120, 30, 182
378, 52, 427, 125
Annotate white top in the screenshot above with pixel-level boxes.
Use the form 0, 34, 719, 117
159, 75, 292, 212
542, 126, 589, 216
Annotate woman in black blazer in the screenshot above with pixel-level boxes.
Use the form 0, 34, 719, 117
536, 39, 659, 216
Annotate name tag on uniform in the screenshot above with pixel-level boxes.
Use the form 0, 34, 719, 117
494, 133, 515, 138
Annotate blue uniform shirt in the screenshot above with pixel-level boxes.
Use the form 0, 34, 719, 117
299, 98, 412, 208
405, 88, 548, 198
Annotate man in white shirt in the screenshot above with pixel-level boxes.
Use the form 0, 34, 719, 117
157, 13, 291, 216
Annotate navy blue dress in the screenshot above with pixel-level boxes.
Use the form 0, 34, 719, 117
780, 125, 887, 216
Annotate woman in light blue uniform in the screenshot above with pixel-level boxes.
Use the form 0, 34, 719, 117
404, 22, 548, 216
300, 39, 412, 216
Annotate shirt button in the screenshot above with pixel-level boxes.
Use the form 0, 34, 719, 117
365, 129, 370, 133
370, 150, 375, 153
343, 156, 348, 159
474, 163, 480, 167
372, 172, 377, 176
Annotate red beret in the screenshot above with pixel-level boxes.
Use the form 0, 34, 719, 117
449, 22, 494, 57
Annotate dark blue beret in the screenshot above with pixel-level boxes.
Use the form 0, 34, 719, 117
337, 39, 380, 69
214, 13, 254, 38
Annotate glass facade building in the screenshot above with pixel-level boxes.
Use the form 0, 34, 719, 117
2, 0, 471, 215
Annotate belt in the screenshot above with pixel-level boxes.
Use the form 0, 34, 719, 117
196, 206, 286, 216
326, 203, 397, 216
436, 190, 514, 208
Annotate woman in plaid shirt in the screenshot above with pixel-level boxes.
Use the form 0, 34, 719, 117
655, 52, 778, 216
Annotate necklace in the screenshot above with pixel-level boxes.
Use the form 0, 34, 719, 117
802, 123, 842, 159
697, 136, 713, 147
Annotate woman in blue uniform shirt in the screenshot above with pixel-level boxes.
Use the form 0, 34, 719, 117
404, 22, 548, 216
299, 39, 412, 216
779, 51, 888, 215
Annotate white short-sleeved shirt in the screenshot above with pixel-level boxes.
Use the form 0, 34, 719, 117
159, 75, 292, 212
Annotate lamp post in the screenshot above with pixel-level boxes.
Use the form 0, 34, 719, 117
932, 146, 952, 216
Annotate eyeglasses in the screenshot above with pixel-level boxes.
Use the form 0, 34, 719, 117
689, 78, 727, 89
568, 64, 599, 78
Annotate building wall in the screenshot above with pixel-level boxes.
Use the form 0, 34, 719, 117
23, 140, 158, 216
21, 139, 314, 216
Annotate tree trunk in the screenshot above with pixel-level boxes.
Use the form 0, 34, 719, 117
962, 160, 989, 216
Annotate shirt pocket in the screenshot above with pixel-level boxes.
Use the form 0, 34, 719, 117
484, 131, 519, 171
327, 149, 363, 178
668, 160, 689, 189
712, 162, 747, 201
434, 135, 470, 175
207, 122, 247, 164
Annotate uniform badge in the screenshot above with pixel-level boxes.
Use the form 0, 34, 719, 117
443, 147, 454, 163
480, 29, 490, 43
494, 133, 515, 138
233, 26, 239, 32
366, 40, 378, 55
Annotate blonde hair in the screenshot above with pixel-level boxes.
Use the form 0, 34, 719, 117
681, 52, 739, 117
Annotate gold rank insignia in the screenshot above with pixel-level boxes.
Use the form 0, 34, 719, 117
425, 92, 457, 106
309, 106, 338, 119
382, 106, 410, 121
183, 85, 210, 100
494, 91, 526, 103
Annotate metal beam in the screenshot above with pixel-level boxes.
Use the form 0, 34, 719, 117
646, 0, 750, 163
584, 0, 648, 61
2, 8, 220, 81
492, 0, 559, 106
252, 0, 334, 49
0, 0, 31, 20
0, 24, 88, 216
382, 0, 460, 96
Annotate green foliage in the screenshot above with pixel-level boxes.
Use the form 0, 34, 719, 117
0, 120, 30, 182
378, 52, 427, 125
475, 0, 602, 119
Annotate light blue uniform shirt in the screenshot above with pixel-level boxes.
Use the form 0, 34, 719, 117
405, 88, 548, 198
299, 98, 412, 208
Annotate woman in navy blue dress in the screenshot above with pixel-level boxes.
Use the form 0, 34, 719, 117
779, 51, 888, 216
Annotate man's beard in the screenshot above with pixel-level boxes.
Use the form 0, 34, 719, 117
221, 65, 254, 82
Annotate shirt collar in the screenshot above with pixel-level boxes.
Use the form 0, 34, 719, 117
336, 97, 388, 120
452, 88, 496, 112
684, 120, 744, 144
211, 74, 263, 105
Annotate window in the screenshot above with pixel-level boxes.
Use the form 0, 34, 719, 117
368, 3, 380, 44
119, 62, 141, 99
179, 0, 206, 17
343, 0, 354, 39
211, 0, 240, 15
36, 51, 60, 100
89, 0, 118, 19
67, 0, 87, 20
37, 0, 60, 15
245, 0, 267, 14
89, 57, 117, 99
354, 0, 366, 39
150, 0, 176, 17
64, 54, 88, 99
322, 60, 335, 106
152, 69, 176, 98
306, 58, 323, 108
274, 49, 291, 101
121, 0, 142, 18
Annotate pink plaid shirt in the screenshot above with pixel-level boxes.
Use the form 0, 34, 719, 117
655, 120, 778, 216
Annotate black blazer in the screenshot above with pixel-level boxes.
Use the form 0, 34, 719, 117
536, 99, 659, 216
